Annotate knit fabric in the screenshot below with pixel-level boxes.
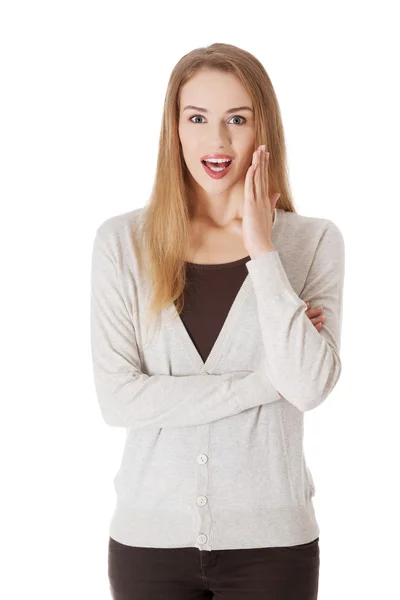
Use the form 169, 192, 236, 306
90, 207, 345, 550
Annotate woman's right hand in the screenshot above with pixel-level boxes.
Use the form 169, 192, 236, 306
305, 301, 325, 331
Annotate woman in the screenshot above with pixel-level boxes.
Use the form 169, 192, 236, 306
91, 42, 345, 599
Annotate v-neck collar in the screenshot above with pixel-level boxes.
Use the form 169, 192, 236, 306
163, 208, 283, 375
167, 275, 253, 374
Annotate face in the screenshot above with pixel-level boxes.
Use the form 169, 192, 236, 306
178, 69, 256, 210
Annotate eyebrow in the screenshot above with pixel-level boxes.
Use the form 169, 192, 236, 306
182, 105, 254, 114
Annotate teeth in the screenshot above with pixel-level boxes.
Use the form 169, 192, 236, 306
204, 158, 231, 163
207, 163, 230, 172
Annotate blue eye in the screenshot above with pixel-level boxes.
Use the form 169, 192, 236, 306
189, 115, 246, 125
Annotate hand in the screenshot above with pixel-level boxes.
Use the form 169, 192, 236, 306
243, 146, 325, 333
305, 302, 325, 331
242, 144, 281, 259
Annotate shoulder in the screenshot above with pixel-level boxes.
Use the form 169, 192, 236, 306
278, 208, 344, 251
95, 206, 145, 240
92, 206, 147, 257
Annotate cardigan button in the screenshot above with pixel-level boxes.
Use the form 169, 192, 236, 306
197, 496, 208, 506
197, 534, 208, 545
197, 454, 208, 464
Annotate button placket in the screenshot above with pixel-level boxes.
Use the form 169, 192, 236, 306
194, 424, 213, 551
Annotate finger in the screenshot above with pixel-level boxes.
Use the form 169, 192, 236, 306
305, 306, 324, 317
254, 148, 261, 200
309, 316, 325, 325
261, 147, 268, 201
253, 148, 258, 174
256, 147, 263, 201
266, 152, 272, 208
244, 151, 257, 202
258, 146, 266, 202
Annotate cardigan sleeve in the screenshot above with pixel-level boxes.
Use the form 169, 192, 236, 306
90, 229, 282, 430
244, 220, 345, 412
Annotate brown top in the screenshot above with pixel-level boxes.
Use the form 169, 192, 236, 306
178, 255, 251, 364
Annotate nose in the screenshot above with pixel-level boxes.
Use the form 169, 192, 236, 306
204, 122, 231, 149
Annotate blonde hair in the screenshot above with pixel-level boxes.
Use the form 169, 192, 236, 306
137, 42, 297, 333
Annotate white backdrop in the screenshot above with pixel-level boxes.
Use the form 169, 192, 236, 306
1, 1, 399, 598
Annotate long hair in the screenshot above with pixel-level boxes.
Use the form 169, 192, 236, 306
137, 42, 297, 334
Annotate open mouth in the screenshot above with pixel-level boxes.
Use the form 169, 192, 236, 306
201, 159, 232, 172
201, 159, 234, 179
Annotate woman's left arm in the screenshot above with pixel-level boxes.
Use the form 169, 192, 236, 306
245, 220, 345, 412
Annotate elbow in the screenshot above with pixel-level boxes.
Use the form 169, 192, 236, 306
98, 394, 122, 427
95, 382, 129, 428
298, 353, 343, 412
95, 378, 149, 430
93, 371, 142, 428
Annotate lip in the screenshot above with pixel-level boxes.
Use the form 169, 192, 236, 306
201, 153, 234, 161
201, 159, 234, 180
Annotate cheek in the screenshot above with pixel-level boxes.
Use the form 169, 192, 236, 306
181, 145, 200, 166
179, 123, 196, 144
236, 151, 254, 169
179, 124, 208, 156
179, 130, 194, 152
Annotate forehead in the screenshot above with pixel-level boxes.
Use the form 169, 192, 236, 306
179, 70, 252, 110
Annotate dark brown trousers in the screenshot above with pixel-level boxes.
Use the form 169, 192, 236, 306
108, 536, 320, 599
